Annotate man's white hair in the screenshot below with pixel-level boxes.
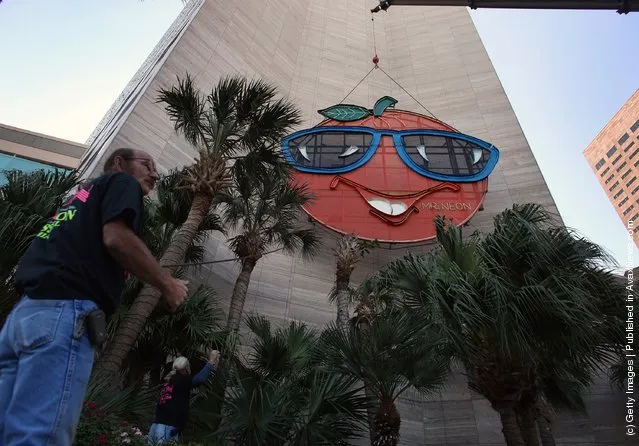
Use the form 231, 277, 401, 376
166, 356, 191, 380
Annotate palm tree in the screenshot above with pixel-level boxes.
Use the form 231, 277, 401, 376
342, 270, 401, 444
320, 310, 449, 446
96, 169, 224, 378
0, 169, 78, 324
204, 315, 369, 445
97, 74, 301, 376
330, 235, 378, 330
382, 205, 625, 446
479, 204, 625, 446
221, 163, 319, 331
332, 235, 360, 330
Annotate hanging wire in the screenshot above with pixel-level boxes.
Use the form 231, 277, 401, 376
161, 248, 285, 268
371, 14, 378, 58
338, 65, 376, 104
376, 65, 438, 120
337, 10, 383, 105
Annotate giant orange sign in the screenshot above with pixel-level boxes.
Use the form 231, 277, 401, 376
281, 97, 500, 242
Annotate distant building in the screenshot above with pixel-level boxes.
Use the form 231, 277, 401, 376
584, 90, 639, 247
0, 123, 87, 185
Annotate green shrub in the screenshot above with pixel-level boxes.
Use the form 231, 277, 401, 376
74, 400, 147, 445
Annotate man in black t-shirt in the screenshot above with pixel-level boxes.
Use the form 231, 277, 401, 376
0, 148, 188, 446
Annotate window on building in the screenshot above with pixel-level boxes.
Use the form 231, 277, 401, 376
610, 181, 620, 191
628, 177, 637, 188
612, 155, 623, 165
0, 153, 66, 186
617, 161, 628, 171
622, 169, 632, 179
605, 173, 615, 184
619, 197, 629, 207
630, 212, 639, 223
619, 133, 630, 145
602, 166, 611, 176
624, 205, 635, 216
625, 141, 636, 152
595, 158, 605, 170
633, 185, 639, 195
631, 119, 639, 133
614, 189, 625, 200
607, 146, 618, 158
630, 147, 639, 159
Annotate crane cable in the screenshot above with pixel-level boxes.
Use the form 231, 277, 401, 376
372, 14, 378, 62
339, 11, 440, 121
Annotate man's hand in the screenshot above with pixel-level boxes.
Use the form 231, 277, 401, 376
208, 350, 221, 367
161, 277, 189, 310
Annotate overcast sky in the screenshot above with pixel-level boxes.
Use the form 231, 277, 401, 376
0, 0, 637, 271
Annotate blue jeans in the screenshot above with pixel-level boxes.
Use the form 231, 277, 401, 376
0, 296, 97, 445
147, 423, 179, 444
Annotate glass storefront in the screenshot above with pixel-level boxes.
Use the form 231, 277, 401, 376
0, 152, 67, 186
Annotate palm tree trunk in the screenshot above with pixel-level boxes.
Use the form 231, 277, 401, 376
365, 380, 378, 445
372, 399, 401, 446
516, 403, 540, 446
495, 404, 526, 446
536, 401, 556, 446
357, 314, 378, 445
335, 275, 350, 330
96, 193, 212, 380
226, 259, 257, 331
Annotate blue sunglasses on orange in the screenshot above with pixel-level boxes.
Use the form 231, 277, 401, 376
281, 126, 500, 183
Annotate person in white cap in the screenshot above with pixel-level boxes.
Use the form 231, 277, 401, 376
148, 350, 221, 444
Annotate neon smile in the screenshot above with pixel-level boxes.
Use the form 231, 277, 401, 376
329, 176, 460, 225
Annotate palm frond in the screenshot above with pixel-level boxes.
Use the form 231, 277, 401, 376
221, 165, 320, 262
246, 315, 320, 381
135, 285, 226, 360
84, 372, 158, 426
216, 375, 296, 445
0, 169, 78, 319
320, 310, 450, 402
157, 74, 206, 147
289, 371, 369, 445
213, 316, 369, 445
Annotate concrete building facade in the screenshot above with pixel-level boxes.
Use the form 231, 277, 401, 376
0, 122, 87, 185
584, 90, 639, 248
78, 0, 629, 444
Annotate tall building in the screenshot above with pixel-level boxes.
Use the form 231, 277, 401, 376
0, 122, 87, 185
78, 0, 628, 444
584, 90, 639, 246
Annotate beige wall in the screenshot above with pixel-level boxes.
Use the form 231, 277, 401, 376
0, 122, 86, 168
584, 89, 639, 248
80, 1, 630, 444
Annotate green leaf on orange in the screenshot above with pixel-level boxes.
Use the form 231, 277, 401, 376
373, 96, 398, 116
317, 104, 372, 122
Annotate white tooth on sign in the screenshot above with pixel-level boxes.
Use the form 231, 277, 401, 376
367, 198, 408, 216
298, 145, 311, 162
472, 148, 483, 165
338, 144, 359, 158
417, 145, 429, 162
390, 202, 407, 215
